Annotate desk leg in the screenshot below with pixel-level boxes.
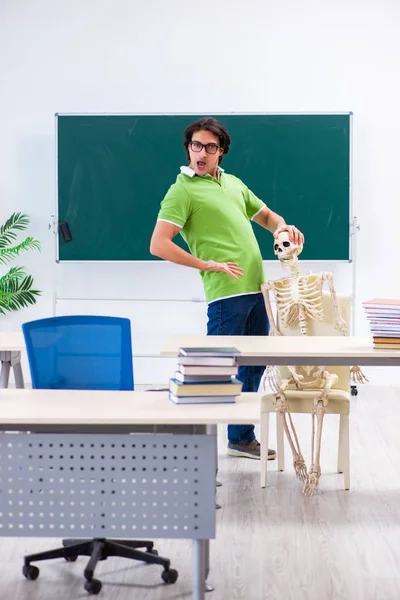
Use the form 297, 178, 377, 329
207, 424, 218, 475
12, 353, 24, 389
193, 539, 206, 600
210, 423, 222, 486
207, 424, 221, 509
0, 354, 11, 389
0, 352, 24, 389
204, 539, 214, 592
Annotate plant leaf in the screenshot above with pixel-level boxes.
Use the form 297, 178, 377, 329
0, 266, 26, 285
0, 213, 30, 249
0, 274, 41, 314
0, 213, 41, 315
0, 237, 41, 264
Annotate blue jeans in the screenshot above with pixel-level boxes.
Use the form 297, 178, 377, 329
207, 293, 269, 445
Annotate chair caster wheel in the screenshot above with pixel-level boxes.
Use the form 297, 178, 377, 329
65, 555, 78, 562
84, 578, 102, 594
23, 565, 39, 580
162, 568, 178, 584
147, 548, 159, 555
206, 582, 215, 592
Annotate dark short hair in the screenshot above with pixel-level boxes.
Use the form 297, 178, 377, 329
183, 117, 231, 164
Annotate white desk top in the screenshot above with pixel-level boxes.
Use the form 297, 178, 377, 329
0, 389, 260, 428
161, 335, 400, 366
0, 332, 25, 352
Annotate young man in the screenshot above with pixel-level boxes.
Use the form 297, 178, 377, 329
150, 117, 304, 460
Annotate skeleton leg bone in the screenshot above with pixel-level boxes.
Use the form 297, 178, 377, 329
286, 366, 305, 389
303, 370, 338, 496
285, 409, 308, 483
275, 376, 308, 483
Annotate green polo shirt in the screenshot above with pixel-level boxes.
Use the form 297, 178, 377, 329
157, 167, 266, 303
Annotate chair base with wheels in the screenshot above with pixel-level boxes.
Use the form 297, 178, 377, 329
23, 537, 178, 595
260, 390, 350, 491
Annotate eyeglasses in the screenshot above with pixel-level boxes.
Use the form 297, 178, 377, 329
189, 141, 220, 154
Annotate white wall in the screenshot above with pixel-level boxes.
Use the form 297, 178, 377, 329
1, 0, 400, 385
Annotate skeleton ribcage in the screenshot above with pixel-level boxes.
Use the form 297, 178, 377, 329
273, 275, 324, 330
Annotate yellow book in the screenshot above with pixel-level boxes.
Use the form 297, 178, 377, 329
169, 377, 242, 397
373, 343, 400, 349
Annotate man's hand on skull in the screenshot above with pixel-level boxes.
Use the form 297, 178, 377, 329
204, 260, 244, 280
274, 224, 304, 246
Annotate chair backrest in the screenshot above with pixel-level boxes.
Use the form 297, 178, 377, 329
22, 315, 134, 390
277, 291, 351, 391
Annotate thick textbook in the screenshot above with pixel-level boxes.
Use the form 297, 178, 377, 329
174, 371, 232, 383
363, 298, 400, 307
177, 355, 237, 366
179, 347, 240, 356
169, 392, 237, 404
169, 377, 242, 397
178, 365, 238, 376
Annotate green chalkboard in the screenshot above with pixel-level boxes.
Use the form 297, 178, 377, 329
57, 114, 351, 261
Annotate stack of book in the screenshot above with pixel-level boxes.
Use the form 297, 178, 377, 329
169, 347, 242, 404
363, 298, 400, 349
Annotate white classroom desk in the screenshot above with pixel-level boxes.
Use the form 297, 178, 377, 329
161, 334, 400, 368
0, 389, 260, 430
0, 331, 25, 388
0, 389, 259, 600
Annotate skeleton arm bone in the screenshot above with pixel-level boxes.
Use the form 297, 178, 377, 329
262, 365, 281, 394
261, 282, 282, 336
321, 272, 348, 334
350, 365, 369, 384
321, 273, 368, 385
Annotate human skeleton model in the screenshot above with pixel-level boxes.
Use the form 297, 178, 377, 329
261, 232, 367, 496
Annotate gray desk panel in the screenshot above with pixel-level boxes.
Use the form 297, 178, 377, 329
0, 433, 216, 540
0, 424, 207, 434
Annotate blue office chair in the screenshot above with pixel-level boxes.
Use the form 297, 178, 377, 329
21, 315, 178, 595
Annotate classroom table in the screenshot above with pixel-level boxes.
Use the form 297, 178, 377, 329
161, 334, 400, 367
0, 389, 260, 600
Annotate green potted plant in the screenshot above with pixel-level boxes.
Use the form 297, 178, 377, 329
0, 212, 41, 315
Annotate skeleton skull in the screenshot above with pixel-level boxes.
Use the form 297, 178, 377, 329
273, 231, 303, 269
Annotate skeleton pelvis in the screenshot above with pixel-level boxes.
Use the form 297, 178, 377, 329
284, 365, 325, 388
